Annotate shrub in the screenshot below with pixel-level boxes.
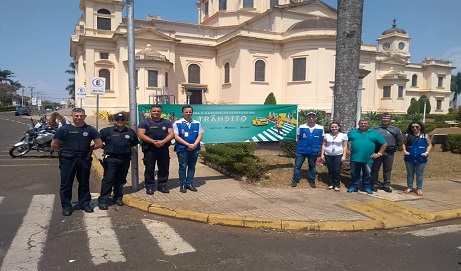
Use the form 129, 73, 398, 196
200, 143, 269, 182
279, 140, 297, 158
407, 98, 419, 114
446, 134, 461, 154
0, 106, 16, 112
264, 92, 277, 104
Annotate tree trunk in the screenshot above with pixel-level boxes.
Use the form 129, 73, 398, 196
333, 0, 364, 133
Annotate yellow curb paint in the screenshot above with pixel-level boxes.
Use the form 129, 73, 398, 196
348, 220, 385, 231
433, 209, 461, 221
124, 195, 151, 212
208, 214, 245, 227
244, 217, 282, 229
148, 204, 177, 217
175, 209, 209, 223
282, 221, 319, 231
342, 200, 435, 229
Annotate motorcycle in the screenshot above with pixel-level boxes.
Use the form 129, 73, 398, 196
9, 117, 57, 157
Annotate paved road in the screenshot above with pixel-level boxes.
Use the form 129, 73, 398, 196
1, 112, 460, 270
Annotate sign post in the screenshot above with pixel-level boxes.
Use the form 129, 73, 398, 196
90, 77, 106, 131
76, 87, 86, 108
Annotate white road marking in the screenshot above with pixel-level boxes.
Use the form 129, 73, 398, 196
84, 197, 126, 265
408, 224, 461, 237
1, 194, 54, 271
142, 219, 196, 256
0, 196, 3, 204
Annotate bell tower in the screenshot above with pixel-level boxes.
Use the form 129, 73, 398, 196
377, 20, 411, 62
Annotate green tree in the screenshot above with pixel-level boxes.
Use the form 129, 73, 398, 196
0, 69, 22, 105
65, 62, 75, 97
0, 69, 15, 84
451, 72, 461, 108
418, 95, 431, 114
332, 0, 364, 132
407, 98, 419, 114
264, 92, 277, 104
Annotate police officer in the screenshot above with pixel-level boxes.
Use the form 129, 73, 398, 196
137, 104, 174, 195
51, 108, 103, 216
98, 113, 139, 210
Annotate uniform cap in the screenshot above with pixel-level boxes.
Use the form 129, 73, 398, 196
114, 113, 126, 121
306, 112, 317, 116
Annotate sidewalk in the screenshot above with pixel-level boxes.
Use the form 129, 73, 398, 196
50, 110, 461, 231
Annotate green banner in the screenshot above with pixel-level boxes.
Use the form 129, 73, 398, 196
138, 104, 298, 144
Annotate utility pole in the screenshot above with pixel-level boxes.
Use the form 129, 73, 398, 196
126, 0, 139, 190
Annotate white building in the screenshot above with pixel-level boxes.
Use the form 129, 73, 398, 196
70, 0, 453, 114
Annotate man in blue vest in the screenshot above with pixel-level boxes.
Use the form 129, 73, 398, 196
98, 113, 139, 210
291, 112, 324, 188
51, 108, 103, 216
137, 105, 174, 195
173, 105, 203, 193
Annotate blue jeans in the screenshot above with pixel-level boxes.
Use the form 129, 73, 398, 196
292, 153, 317, 183
405, 162, 426, 190
350, 162, 372, 190
325, 155, 342, 187
177, 150, 200, 186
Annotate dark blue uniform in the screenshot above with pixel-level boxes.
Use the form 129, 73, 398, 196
98, 126, 139, 205
54, 124, 100, 211
138, 118, 172, 190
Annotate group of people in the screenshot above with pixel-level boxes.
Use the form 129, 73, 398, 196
51, 105, 203, 216
292, 112, 432, 196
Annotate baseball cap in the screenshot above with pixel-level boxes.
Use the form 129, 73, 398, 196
381, 112, 391, 118
306, 112, 317, 117
114, 113, 126, 121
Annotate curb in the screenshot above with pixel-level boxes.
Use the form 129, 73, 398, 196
91, 155, 461, 232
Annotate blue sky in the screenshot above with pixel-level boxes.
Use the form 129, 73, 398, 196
0, 0, 460, 102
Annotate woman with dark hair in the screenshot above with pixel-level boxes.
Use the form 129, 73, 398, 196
320, 121, 348, 192
47, 112, 70, 128
401, 121, 432, 196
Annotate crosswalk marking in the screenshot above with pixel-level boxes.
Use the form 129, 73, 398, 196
142, 219, 196, 256
408, 224, 461, 237
1, 194, 54, 271
84, 199, 126, 265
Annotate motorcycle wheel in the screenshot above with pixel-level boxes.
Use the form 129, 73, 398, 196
9, 145, 31, 157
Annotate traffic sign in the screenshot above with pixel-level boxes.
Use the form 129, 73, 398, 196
90, 77, 106, 95
76, 87, 87, 99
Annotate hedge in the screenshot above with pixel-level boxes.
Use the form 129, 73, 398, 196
446, 134, 461, 154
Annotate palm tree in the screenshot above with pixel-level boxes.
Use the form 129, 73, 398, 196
65, 62, 75, 97
332, 0, 364, 132
451, 72, 461, 108
0, 69, 15, 84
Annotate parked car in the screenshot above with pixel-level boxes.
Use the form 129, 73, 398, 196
252, 117, 269, 126
15, 106, 31, 116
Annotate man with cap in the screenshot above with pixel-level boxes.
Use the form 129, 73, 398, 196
137, 104, 174, 195
51, 108, 103, 216
97, 113, 139, 210
371, 112, 403, 192
292, 111, 324, 188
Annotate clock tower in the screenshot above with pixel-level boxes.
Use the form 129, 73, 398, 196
377, 20, 411, 63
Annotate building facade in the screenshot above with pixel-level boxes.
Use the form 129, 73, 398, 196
70, 0, 453, 114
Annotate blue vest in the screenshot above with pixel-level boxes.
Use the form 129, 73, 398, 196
296, 126, 323, 155
404, 134, 428, 163
175, 121, 201, 152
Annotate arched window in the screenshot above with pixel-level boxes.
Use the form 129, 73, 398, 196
243, 0, 254, 8
219, 0, 227, 11
99, 69, 111, 90
411, 74, 418, 87
224, 62, 230, 83
97, 9, 111, 30
188, 64, 200, 84
254, 60, 265, 82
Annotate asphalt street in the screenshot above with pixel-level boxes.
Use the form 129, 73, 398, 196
0, 111, 460, 271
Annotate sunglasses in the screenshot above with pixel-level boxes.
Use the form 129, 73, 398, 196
411, 126, 420, 128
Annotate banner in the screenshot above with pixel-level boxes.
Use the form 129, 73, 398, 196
138, 104, 298, 144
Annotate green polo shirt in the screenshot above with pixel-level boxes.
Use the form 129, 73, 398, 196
347, 128, 386, 164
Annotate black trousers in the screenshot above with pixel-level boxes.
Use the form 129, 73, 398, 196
98, 156, 131, 204
371, 152, 395, 188
143, 147, 170, 190
59, 157, 92, 210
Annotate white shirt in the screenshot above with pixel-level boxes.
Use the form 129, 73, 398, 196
323, 132, 348, 156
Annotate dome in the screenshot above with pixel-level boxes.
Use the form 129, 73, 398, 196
288, 17, 337, 31
381, 20, 407, 35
